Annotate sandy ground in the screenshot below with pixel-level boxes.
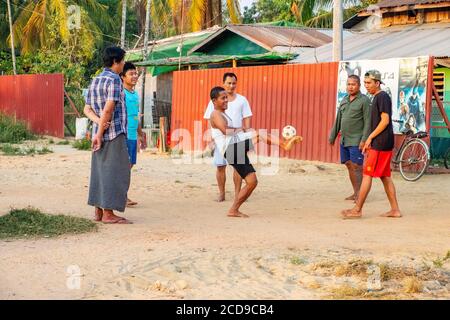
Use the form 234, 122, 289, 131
0, 140, 449, 300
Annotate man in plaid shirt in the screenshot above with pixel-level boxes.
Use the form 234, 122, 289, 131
84, 46, 132, 224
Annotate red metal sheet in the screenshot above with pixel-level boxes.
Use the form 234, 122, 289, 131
171, 63, 341, 163
0, 73, 64, 138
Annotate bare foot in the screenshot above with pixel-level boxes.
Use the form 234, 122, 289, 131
102, 218, 133, 224
380, 210, 402, 218
216, 194, 225, 202
102, 211, 129, 223
280, 136, 303, 151
227, 210, 249, 218
94, 208, 103, 222
341, 208, 362, 219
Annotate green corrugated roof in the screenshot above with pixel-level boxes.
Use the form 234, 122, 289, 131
136, 52, 297, 68
127, 24, 302, 76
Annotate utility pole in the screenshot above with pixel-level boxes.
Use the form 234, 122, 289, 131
140, 0, 151, 125
332, 0, 343, 61
6, 0, 17, 75
120, 0, 127, 48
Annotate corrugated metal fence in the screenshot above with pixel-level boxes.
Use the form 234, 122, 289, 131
0, 74, 64, 138
172, 63, 340, 163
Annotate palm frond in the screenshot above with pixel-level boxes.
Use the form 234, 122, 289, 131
49, 0, 69, 42
305, 10, 333, 28
189, 0, 207, 31
227, 0, 241, 24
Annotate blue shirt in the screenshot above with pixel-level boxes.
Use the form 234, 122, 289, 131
85, 68, 127, 141
124, 89, 140, 140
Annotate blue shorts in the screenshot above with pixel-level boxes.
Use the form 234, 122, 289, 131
127, 139, 137, 165
340, 144, 363, 165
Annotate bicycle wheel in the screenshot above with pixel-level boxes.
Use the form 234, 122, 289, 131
399, 139, 430, 181
444, 148, 450, 170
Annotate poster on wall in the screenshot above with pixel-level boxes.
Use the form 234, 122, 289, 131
336, 56, 429, 134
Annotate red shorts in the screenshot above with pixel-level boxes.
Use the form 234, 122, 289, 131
363, 149, 393, 178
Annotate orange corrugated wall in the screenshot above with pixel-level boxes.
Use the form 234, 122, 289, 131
0, 74, 64, 138
171, 62, 340, 163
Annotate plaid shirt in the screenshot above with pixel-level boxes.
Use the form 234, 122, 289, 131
85, 68, 127, 141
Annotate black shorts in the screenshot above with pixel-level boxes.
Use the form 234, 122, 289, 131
224, 139, 256, 179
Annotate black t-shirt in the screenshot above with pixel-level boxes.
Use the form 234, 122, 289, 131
370, 91, 394, 151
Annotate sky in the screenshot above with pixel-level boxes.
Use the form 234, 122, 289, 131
239, 0, 256, 10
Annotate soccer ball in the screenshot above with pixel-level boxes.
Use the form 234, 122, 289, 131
282, 125, 297, 139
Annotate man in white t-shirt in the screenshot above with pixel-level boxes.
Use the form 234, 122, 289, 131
204, 72, 253, 202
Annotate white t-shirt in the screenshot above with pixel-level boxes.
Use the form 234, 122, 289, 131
203, 93, 253, 128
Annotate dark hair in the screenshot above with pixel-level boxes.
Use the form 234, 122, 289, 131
223, 72, 237, 83
103, 46, 126, 68
121, 62, 136, 77
347, 74, 360, 84
210, 86, 226, 100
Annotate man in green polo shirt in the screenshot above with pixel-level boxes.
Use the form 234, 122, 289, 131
329, 75, 371, 201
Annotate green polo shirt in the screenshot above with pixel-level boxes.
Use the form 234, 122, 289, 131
329, 92, 371, 147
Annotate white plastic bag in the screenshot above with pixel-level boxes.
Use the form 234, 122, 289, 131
75, 117, 89, 140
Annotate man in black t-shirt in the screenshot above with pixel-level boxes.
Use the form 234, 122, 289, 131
341, 70, 402, 219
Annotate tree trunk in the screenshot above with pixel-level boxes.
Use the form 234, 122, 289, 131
120, 0, 127, 48
215, 0, 222, 26
6, 0, 16, 74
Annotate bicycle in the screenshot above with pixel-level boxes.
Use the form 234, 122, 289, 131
392, 130, 430, 181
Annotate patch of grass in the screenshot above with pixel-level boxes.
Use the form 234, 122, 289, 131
0, 144, 22, 155
0, 113, 36, 143
433, 258, 444, 268
403, 277, 422, 294
379, 263, 396, 281
174, 180, 183, 184
333, 259, 374, 278
432, 250, 450, 268
72, 138, 91, 151
290, 256, 305, 265
445, 250, 450, 261
37, 146, 53, 155
0, 144, 53, 156
376, 263, 417, 281
313, 260, 335, 269
57, 140, 70, 145
0, 207, 97, 239
25, 146, 36, 155
330, 285, 367, 299
48, 139, 55, 144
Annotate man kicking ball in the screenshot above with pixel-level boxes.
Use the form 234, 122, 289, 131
209, 86, 302, 218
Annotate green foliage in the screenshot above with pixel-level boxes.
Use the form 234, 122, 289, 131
0, 113, 36, 143
0, 144, 21, 155
0, 207, 97, 239
0, 143, 53, 156
72, 138, 91, 150
243, 0, 378, 27
243, 0, 294, 24
57, 140, 70, 145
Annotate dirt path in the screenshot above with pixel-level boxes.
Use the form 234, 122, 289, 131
0, 144, 449, 299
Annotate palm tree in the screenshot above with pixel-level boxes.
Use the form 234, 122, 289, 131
133, 0, 241, 37
9, 0, 109, 55
291, 0, 378, 28
189, 0, 241, 31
